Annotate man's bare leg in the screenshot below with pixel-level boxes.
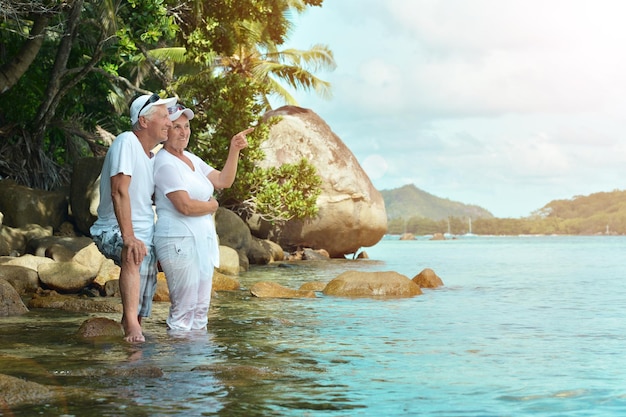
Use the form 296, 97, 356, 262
119, 248, 144, 343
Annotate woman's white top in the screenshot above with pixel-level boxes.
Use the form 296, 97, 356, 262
154, 149, 219, 268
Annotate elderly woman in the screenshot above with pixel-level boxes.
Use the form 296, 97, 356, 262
154, 103, 253, 332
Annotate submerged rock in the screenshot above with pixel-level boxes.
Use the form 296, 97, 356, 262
299, 281, 327, 292
0, 373, 59, 407
323, 270, 422, 298
0, 278, 28, 316
412, 268, 444, 288
27, 291, 122, 313
250, 281, 316, 298
77, 317, 124, 339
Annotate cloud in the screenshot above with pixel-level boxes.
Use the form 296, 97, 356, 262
284, 0, 626, 217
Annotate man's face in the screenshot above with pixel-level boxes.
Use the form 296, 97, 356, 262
143, 105, 172, 144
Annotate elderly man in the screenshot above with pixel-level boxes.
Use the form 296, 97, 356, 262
91, 93, 176, 343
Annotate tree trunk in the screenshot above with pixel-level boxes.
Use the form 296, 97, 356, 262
0, 14, 49, 94
33, 0, 84, 142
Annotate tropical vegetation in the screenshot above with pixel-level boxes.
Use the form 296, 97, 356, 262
384, 186, 626, 236
0, 0, 333, 223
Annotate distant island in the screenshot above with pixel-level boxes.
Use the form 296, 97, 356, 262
381, 184, 626, 236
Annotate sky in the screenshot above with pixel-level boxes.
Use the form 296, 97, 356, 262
278, 0, 626, 218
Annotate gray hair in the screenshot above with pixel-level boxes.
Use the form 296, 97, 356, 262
132, 104, 160, 131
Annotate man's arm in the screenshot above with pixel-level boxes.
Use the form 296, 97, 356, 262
111, 173, 147, 264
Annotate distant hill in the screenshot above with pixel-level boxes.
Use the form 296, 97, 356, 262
380, 184, 493, 220
537, 189, 626, 220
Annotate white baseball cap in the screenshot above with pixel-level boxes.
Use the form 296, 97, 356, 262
130, 93, 177, 124
168, 103, 195, 121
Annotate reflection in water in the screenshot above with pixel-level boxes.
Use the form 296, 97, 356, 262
0, 259, 377, 416
6, 237, 623, 416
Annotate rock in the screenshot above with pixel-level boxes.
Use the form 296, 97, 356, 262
247, 236, 284, 265
0, 179, 68, 231
302, 248, 330, 260
430, 233, 445, 241
0, 373, 58, 407
38, 261, 96, 293
192, 364, 279, 382
253, 106, 387, 257
103, 366, 163, 378
399, 233, 415, 240
153, 272, 169, 302
0, 278, 28, 316
213, 270, 240, 291
249, 281, 316, 298
412, 268, 444, 288
27, 291, 122, 313
70, 157, 103, 236
0, 265, 39, 294
57, 364, 163, 378
217, 245, 240, 276
92, 258, 120, 293
2, 253, 55, 271
72, 242, 106, 276
323, 270, 422, 298
1, 223, 52, 256
299, 281, 327, 292
26, 236, 93, 258
77, 317, 124, 339
215, 207, 251, 270
47, 243, 77, 261
104, 279, 120, 297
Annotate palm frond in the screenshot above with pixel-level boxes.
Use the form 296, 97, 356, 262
148, 47, 188, 63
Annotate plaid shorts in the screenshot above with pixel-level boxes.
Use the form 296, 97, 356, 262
92, 226, 157, 317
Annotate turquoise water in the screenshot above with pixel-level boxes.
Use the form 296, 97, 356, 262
2, 235, 626, 416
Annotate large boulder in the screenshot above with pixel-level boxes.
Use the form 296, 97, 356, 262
253, 106, 387, 257
38, 262, 97, 293
70, 157, 103, 236
0, 180, 68, 231
215, 207, 251, 270
247, 237, 284, 265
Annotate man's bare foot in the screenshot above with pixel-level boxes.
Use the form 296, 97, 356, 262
123, 327, 145, 343
121, 316, 145, 343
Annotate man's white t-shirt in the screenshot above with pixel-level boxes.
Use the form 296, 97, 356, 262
90, 131, 156, 244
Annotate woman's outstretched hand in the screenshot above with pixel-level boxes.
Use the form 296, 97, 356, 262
231, 127, 254, 151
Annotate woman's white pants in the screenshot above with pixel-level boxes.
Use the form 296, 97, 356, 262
154, 235, 213, 331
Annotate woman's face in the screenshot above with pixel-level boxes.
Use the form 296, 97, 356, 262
166, 114, 191, 151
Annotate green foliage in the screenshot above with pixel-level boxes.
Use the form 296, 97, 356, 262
239, 158, 322, 222
0, 0, 179, 189
175, 71, 321, 222
0, 0, 326, 222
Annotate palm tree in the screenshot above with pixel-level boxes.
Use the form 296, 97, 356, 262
215, 16, 336, 109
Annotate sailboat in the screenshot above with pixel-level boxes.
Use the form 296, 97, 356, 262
443, 218, 454, 239
464, 218, 476, 237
